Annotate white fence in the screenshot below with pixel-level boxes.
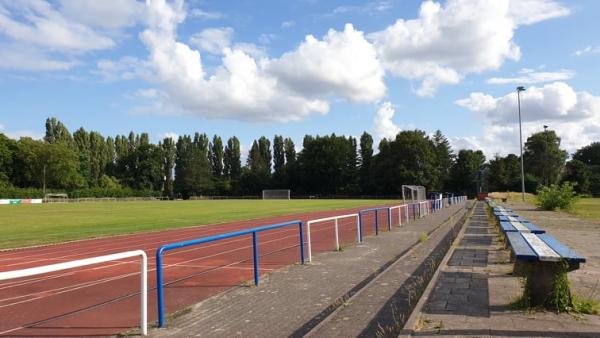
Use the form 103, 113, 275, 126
389, 204, 409, 226
306, 213, 359, 262
0, 250, 148, 336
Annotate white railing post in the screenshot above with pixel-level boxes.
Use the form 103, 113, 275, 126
307, 221, 313, 262
334, 218, 340, 251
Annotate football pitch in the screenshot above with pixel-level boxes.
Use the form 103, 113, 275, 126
0, 199, 392, 250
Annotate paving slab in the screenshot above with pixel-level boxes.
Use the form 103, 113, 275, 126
148, 204, 469, 337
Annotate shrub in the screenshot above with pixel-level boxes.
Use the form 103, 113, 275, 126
536, 182, 578, 211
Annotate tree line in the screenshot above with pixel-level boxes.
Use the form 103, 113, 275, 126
486, 130, 600, 196
2, 118, 596, 199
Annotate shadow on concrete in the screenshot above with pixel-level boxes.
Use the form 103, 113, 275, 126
423, 271, 489, 317
448, 248, 488, 267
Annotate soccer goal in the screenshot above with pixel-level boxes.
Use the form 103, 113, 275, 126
401, 185, 426, 203
262, 189, 291, 200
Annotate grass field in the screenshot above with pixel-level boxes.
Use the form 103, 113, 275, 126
569, 198, 600, 220
489, 191, 600, 221
0, 199, 392, 250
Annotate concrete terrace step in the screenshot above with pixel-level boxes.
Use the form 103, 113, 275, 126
148, 203, 472, 338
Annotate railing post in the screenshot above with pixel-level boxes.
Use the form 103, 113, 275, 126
253, 232, 260, 285
299, 222, 305, 264
405, 205, 409, 224
307, 221, 313, 262
156, 249, 165, 328
387, 207, 392, 230
140, 253, 148, 336
334, 218, 340, 251
358, 212, 363, 242
375, 210, 379, 235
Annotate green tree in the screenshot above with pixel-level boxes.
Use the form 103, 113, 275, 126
0, 133, 16, 184
174, 135, 213, 198
224, 136, 241, 180
563, 159, 590, 194
73, 127, 91, 187
272, 135, 286, 187
573, 142, 600, 195
370, 130, 437, 195
210, 135, 224, 177
448, 149, 486, 197
431, 130, 454, 191
44, 117, 73, 147
359, 132, 373, 194
296, 134, 359, 195
523, 130, 568, 187
161, 137, 176, 197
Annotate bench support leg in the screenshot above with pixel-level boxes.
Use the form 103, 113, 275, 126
514, 260, 579, 310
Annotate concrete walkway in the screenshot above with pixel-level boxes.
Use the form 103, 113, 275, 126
149, 203, 470, 337
403, 202, 600, 338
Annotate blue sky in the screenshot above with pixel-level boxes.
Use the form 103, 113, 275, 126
0, 0, 599, 157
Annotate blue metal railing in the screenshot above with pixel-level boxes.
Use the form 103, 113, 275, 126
358, 207, 391, 240
155, 220, 304, 327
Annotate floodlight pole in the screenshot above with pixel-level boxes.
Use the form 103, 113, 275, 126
517, 86, 526, 202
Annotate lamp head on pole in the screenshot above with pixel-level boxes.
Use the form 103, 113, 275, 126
543, 125, 548, 131
516, 86, 526, 93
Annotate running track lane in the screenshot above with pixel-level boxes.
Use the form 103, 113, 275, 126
0, 205, 412, 336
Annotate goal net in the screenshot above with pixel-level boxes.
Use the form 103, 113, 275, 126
262, 189, 291, 200
401, 185, 426, 203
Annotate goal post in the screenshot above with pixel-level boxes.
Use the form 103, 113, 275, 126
262, 189, 291, 200
401, 185, 426, 203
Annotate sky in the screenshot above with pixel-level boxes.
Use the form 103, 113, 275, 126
0, 0, 599, 159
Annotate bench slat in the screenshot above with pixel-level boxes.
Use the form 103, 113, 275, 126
537, 234, 586, 263
509, 221, 530, 232
522, 233, 561, 262
506, 232, 537, 261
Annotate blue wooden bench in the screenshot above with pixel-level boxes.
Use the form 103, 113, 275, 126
499, 221, 545, 234
505, 231, 586, 305
497, 215, 529, 223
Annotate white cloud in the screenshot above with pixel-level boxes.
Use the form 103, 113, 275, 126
572, 45, 600, 57
281, 20, 295, 28
59, 0, 144, 30
137, 1, 389, 122
487, 68, 574, 85
95, 56, 150, 81
331, 1, 393, 15
368, 0, 569, 96
267, 23, 386, 103
159, 132, 179, 141
189, 27, 234, 55
0, 0, 144, 71
139, 0, 329, 122
455, 82, 600, 156
190, 8, 223, 20
373, 101, 401, 141
0, 44, 75, 71
0, 1, 115, 52
508, 0, 570, 25
448, 136, 483, 152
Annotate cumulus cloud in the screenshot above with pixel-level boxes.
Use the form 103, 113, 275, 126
138, 1, 388, 122
189, 27, 234, 55
267, 23, 386, 103
159, 132, 179, 141
368, 0, 569, 96
139, 0, 329, 122
59, 0, 144, 30
0, 0, 144, 71
455, 82, 600, 156
373, 101, 401, 141
487, 68, 574, 85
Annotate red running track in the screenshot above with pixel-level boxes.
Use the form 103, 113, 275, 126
0, 204, 414, 337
